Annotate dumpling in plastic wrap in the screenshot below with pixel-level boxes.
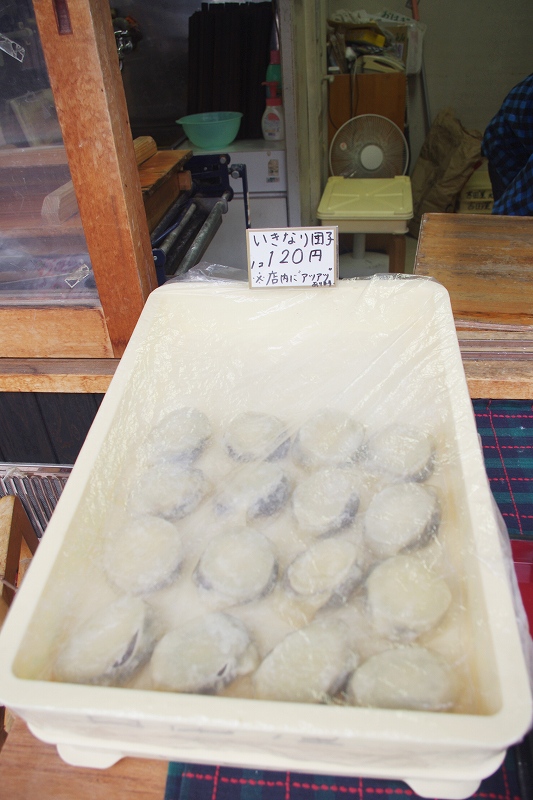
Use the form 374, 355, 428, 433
252, 618, 358, 703
150, 612, 258, 693
128, 463, 210, 521
103, 515, 183, 595
223, 412, 290, 462
194, 527, 278, 604
366, 424, 435, 481
364, 483, 440, 558
54, 596, 155, 686
292, 468, 360, 538
365, 553, 452, 641
143, 407, 212, 465
286, 538, 363, 606
348, 646, 457, 711
292, 409, 365, 468
214, 462, 291, 520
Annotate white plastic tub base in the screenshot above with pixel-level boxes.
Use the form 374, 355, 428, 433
27, 719, 505, 800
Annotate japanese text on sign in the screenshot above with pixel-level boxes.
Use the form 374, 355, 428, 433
247, 227, 338, 288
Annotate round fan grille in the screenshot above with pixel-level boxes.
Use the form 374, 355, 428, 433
329, 114, 409, 178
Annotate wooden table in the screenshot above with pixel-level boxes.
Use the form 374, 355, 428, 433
0, 717, 168, 799
414, 213, 533, 399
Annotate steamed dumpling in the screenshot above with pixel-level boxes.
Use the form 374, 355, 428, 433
128, 463, 210, 521
286, 538, 363, 605
292, 468, 360, 538
215, 462, 291, 520
194, 527, 278, 604
103, 515, 183, 595
348, 646, 457, 711
252, 618, 358, 703
54, 596, 155, 686
223, 412, 290, 462
143, 407, 212, 465
150, 612, 258, 693
292, 409, 365, 468
365, 554, 452, 641
366, 425, 435, 481
364, 483, 440, 558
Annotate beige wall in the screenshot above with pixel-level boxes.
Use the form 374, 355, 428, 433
327, 0, 533, 164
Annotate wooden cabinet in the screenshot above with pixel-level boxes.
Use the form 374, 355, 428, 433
327, 72, 407, 145
0, 0, 158, 381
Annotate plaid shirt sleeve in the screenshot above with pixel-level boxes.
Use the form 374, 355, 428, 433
491, 152, 533, 215
482, 73, 533, 214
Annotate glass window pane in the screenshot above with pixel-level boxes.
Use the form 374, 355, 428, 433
0, 1, 99, 307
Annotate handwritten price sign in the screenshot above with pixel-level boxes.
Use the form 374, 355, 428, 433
246, 227, 338, 288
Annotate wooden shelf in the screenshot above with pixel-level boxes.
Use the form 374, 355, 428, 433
0, 358, 119, 392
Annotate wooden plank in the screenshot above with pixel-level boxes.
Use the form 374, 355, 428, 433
143, 171, 192, 232
0, 496, 37, 609
138, 150, 192, 196
41, 180, 78, 225
0, 138, 155, 174
40, 137, 160, 225
463, 360, 533, 400
0, 307, 113, 359
133, 136, 158, 166
0, 359, 118, 393
0, 211, 84, 237
0, 164, 71, 188
0, 497, 35, 627
0, 145, 68, 168
33, 0, 158, 358
415, 214, 533, 327
0, 717, 168, 800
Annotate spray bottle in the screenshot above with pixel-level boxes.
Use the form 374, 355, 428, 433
261, 81, 284, 141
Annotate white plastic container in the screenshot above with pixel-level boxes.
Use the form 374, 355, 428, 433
0, 277, 530, 800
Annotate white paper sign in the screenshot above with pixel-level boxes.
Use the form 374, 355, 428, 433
247, 227, 338, 288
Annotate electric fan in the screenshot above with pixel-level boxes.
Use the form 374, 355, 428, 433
328, 114, 409, 277
329, 114, 409, 179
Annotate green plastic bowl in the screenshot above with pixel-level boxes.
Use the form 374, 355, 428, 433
176, 111, 243, 149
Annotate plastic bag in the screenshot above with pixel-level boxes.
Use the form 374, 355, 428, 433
408, 108, 483, 237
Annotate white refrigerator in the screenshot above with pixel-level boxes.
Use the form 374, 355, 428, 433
187, 139, 288, 270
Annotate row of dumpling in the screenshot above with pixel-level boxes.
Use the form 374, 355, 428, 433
52, 596, 457, 713
121, 405, 440, 551
54, 506, 456, 710
98, 453, 443, 610
137, 406, 435, 478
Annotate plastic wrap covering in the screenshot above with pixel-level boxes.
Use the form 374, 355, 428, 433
0, 276, 531, 799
